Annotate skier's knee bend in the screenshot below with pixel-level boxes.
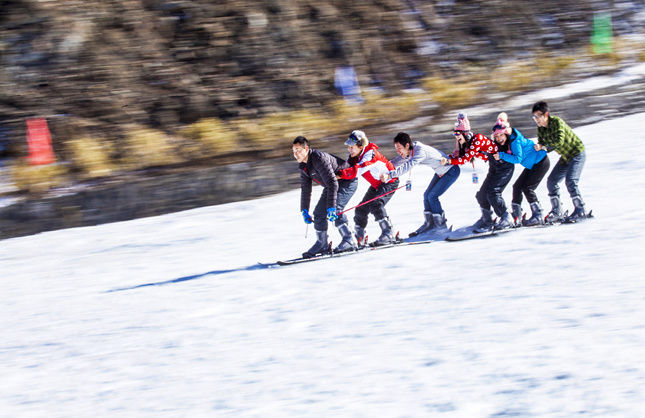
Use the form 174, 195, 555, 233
512, 182, 523, 197
333, 216, 347, 228
475, 189, 489, 208
353, 213, 368, 229
313, 219, 328, 231
565, 179, 580, 197
372, 209, 388, 223
546, 178, 559, 194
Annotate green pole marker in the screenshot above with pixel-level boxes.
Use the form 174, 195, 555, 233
591, 12, 613, 54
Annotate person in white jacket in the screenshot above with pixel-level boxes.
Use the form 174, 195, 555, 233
382, 132, 461, 236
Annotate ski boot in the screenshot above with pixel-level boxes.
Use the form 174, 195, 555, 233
511, 203, 523, 225
302, 229, 330, 259
494, 211, 515, 230
545, 196, 563, 224
371, 217, 395, 246
564, 196, 587, 223
472, 208, 494, 233
354, 224, 367, 248
523, 201, 544, 226
431, 212, 448, 230
409, 211, 433, 237
333, 223, 357, 253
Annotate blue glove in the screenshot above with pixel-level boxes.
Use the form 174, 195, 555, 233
327, 207, 338, 222
405, 180, 412, 191
301, 209, 313, 224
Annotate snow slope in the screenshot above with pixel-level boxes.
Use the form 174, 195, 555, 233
1, 113, 645, 417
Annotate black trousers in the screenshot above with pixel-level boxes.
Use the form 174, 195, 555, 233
512, 156, 550, 205
354, 179, 399, 228
476, 159, 514, 217
313, 179, 358, 231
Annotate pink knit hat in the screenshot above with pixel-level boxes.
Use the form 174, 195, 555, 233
454, 112, 471, 132
491, 112, 512, 136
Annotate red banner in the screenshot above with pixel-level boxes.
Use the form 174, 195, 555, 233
26, 118, 56, 165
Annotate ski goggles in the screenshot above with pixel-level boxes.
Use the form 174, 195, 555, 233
344, 132, 361, 146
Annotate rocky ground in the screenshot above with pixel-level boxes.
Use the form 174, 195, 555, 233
1, 63, 644, 240
1, 0, 645, 239
2, 0, 644, 155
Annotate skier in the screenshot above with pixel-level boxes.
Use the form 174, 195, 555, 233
382, 132, 460, 237
532, 100, 587, 222
338, 130, 400, 246
441, 112, 514, 232
293, 136, 358, 258
490, 113, 550, 226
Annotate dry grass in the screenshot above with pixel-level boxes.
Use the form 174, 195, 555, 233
178, 118, 238, 159
612, 37, 645, 62
11, 36, 641, 195
10, 161, 69, 193
359, 91, 425, 124
121, 126, 183, 170
66, 136, 116, 179
487, 54, 576, 93
326, 99, 363, 126
243, 109, 337, 147
422, 76, 481, 108
226, 93, 427, 150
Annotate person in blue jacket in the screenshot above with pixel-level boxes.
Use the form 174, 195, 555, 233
491, 113, 550, 226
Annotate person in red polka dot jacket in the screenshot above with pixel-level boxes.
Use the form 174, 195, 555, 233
441, 112, 498, 166
441, 112, 515, 232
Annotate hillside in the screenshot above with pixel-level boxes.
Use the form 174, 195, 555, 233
1, 0, 644, 164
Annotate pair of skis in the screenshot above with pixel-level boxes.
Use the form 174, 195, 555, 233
445, 209, 594, 241
269, 211, 593, 266
271, 229, 451, 266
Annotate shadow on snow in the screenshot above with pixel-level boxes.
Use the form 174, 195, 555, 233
105, 263, 272, 293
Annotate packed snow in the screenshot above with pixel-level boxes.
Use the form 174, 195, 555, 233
1, 112, 644, 417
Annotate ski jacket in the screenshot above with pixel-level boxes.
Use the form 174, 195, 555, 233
498, 128, 548, 170
390, 141, 452, 178
299, 149, 350, 211
537, 115, 585, 163
446, 134, 498, 165
338, 142, 396, 189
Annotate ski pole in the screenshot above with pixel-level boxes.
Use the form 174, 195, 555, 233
338, 184, 407, 215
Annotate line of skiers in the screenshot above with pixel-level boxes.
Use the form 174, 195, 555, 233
293, 100, 588, 258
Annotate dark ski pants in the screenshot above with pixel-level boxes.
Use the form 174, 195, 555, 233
512, 155, 550, 205
547, 151, 585, 201
313, 178, 358, 231
424, 165, 460, 214
354, 179, 399, 229
476, 159, 514, 217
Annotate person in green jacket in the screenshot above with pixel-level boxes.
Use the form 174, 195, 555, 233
532, 100, 587, 222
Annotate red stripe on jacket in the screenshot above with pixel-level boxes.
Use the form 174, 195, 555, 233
338, 143, 396, 189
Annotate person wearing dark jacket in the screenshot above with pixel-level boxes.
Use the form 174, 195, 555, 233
293, 136, 358, 258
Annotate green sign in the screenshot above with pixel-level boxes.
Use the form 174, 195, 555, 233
591, 13, 613, 54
